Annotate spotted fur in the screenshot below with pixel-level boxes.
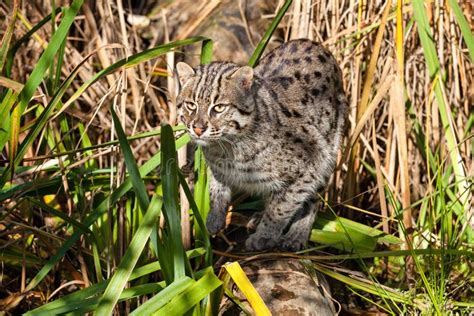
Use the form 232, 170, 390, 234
176, 39, 348, 251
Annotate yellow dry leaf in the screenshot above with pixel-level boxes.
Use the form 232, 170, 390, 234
224, 261, 271, 316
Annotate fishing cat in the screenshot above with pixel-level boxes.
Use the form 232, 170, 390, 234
176, 39, 347, 251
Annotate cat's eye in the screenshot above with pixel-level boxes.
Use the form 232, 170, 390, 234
184, 102, 197, 112
212, 104, 228, 113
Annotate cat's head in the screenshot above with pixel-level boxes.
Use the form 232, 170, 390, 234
175, 62, 256, 145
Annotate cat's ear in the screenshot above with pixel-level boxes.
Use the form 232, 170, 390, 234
231, 66, 254, 89
176, 62, 195, 87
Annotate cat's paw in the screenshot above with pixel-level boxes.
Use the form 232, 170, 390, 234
280, 239, 306, 252
279, 231, 308, 251
206, 211, 226, 235
245, 233, 277, 251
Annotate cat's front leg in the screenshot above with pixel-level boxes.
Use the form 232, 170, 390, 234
206, 172, 232, 234
279, 199, 319, 251
245, 179, 317, 251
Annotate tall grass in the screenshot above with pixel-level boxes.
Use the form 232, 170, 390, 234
0, 0, 472, 314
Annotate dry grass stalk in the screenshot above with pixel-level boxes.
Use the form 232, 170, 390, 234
371, 118, 389, 233
175, 0, 222, 40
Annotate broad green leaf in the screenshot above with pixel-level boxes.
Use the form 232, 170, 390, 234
315, 212, 402, 245
310, 230, 377, 253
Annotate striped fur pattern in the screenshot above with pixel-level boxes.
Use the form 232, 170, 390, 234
176, 39, 348, 251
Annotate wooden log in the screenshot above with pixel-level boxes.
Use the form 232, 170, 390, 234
220, 258, 336, 315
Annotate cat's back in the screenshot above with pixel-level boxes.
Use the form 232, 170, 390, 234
248, 39, 347, 163
255, 39, 345, 102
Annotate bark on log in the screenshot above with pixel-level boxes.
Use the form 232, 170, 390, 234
220, 258, 336, 315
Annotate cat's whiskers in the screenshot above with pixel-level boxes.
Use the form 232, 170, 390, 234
219, 136, 240, 156
216, 137, 234, 158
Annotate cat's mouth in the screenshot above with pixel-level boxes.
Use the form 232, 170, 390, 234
188, 127, 222, 145
191, 134, 221, 146
194, 138, 208, 146
188, 131, 214, 146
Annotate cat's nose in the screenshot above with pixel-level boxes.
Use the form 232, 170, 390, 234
192, 122, 207, 136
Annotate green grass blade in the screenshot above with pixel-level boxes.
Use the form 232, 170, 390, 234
24, 133, 190, 292
26, 282, 108, 315
59, 37, 209, 117
0, 125, 186, 169
448, 0, 474, 61
27, 197, 93, 235
27, 282, 166, 315
312, 264, 410, 305
247, 0, 293, 67
0, 0, 84, 187
0, 37, 207, 187
0, 176, 62, 201
95, 195, 163, 316
0, 89, 17, 152
77, 122, 97, 169
31, 249, 205, 315
129, 248, 206, 281
412, 0, 472, 243
0, 1, 18, 72
300, 248, 472, 261
51, 35, 67, 93
191, 147, 210, 246
5, 7, 62, 77
153, 270, 222, 315
110, 105, 160, 257
13, 0, 82, 116
0, 249, 43, 266
129, 277, 195, 315
178, 172, 210, 256
0, 50, 94, 186
110, 107, 150, 211
160, 124, 187, 281
200, 39, 214, 65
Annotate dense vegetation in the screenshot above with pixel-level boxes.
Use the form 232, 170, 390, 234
0, 0, 472, 314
